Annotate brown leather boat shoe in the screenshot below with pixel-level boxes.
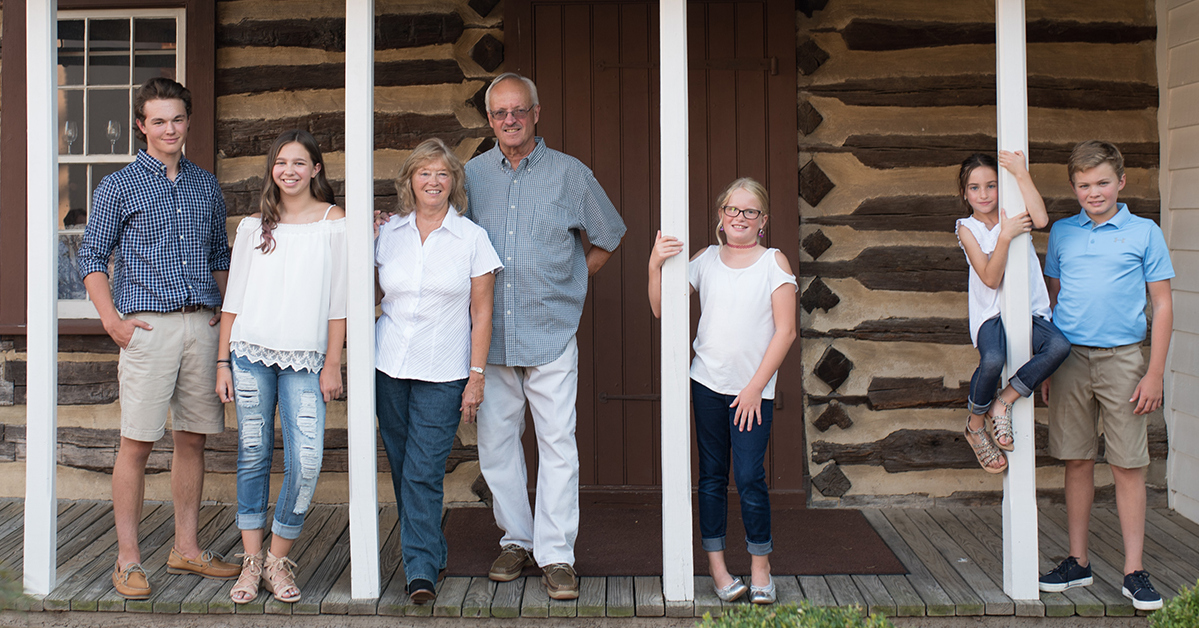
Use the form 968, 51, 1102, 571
112, 561, 151, 600
166, 548, 240, 580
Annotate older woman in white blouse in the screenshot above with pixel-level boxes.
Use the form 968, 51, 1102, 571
375, 138, 502, 604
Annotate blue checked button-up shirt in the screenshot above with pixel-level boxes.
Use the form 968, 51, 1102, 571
465, 138, 626, 367
77, 150, 231, 314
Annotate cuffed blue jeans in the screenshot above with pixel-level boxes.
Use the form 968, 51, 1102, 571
692, 380, 773, 556
376, 371, 466, 586
232, 352, 326, 540
968, 315, 1071, 415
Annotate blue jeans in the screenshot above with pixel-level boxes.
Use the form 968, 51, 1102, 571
232, 353, 326, 540
968, 315, 1071, 414
376, 371, 466, 585
692, 380, 773, 556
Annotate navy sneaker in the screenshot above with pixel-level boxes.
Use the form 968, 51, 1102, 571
1039, 556, 1093, 592
1122, 570, 1163, 611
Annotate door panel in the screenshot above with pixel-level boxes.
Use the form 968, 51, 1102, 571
507, 0, 802, 502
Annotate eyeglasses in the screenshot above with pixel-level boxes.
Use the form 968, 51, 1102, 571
489, 107, 535, 121
721, 205, 763, 220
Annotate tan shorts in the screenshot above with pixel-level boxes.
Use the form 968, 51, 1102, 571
118, 310, 225, 441
1048, 343, 1149, 469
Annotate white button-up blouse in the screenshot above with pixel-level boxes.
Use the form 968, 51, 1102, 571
375, 208, 502, 382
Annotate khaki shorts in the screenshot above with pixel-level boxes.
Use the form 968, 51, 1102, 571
1048, 343, 1149, 469
118, 310, 225, 441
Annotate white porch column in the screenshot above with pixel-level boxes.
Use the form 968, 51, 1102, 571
658, 0, 694, 608
345, 0, 381, 600
996, 0, 1039, 601
24, 0, 59, 597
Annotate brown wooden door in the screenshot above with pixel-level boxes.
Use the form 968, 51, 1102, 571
507, 0, 802, 504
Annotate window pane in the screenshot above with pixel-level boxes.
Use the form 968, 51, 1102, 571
88, 19, 130, 52
58, 234, 89, 300
58, 20, 86, 86
94, 162, 125, 184
59, 164, 90, 229
88, 52, 131, 86
87, 90, 130, 155
59, 90, 85, 155
134, 53, 177, 84
135, 19, 176, 50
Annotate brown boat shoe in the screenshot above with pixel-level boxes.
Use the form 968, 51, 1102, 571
542, 563, 579, 600
166, 548, 240, 580
112, 561, 151, 600
488, 544, 534, 582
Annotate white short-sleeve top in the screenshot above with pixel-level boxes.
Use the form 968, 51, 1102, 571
222, 209, 348, 372
375, 208, 503, 382
689, 245, 797, 399
956, 216, 1052, 347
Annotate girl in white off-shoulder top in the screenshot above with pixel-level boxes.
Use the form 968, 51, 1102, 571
216, 130, 347, 605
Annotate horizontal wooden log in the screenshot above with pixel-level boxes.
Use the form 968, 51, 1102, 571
821, 135, 1159, 170
216, 111, 485, 159
867, 377, 968, 410
216, 59, 465, 96
216, 14, 465, 52
804, 318, 970, 345
811, 424, 1168, 473
12, 335, 119, 354
803, 246, 965, 293
5, 360, 116, 385
805, 195, 1159, 233
839, 19, 1155, 52
806, 76, 1157, 110
13, 383, 120, 406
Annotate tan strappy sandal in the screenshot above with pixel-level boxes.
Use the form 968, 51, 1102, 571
966, 418, 1008, 474
230, 550, 264, 604
262, 550, 301, 603
990, 398, 1015, 452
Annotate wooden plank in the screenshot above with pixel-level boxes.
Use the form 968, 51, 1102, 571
124, 504, 224, 613
1145, 507, 1199, 556
47, 504, 165, 611
490, 576, 524, 618
53, 507, 117, 584
942, 508, 1053, 617
577, 576, 605, 618
293, 519, 353, 615
432, 577, 470, 617
907, 509, 1013, 615
799, 576, 837, 607
853, 575, 898, 617
692, 576, 721, 618
55, 503, 110, 555
878, 574, 926, 616
63, 504, 174, 612
1160, 508, 1199, 538
376, 567, 409, 616
351, 504, 405, 615
1094, 506, 1199, 586
776, 575, 803, 606
404, 580, 436, 617
264, 506, 350, 615
549, 591, 578, 618
965, 506, 1083, 617
94, 504, 192, 612
882, 510, 985, 615
520, 575, 549, 618
321, 506, 398, 615
862, 508, 952, 615
238, 506, 335, 615
0, 501, 74, 565
152, 505, 237, 613
606, 576, 635, 617
634, 575, 665, 617
461, 577, 496, 618
826, 574, 867, 614
182, 508, 254, 615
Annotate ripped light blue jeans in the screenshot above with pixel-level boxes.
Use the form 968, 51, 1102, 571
232, 352, 326, 540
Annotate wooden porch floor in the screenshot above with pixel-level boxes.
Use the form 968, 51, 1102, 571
2, 498, 1197, 618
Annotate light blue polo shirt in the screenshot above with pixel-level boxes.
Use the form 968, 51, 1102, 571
1044, 204, 1174, 348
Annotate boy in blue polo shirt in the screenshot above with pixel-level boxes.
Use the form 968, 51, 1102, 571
1037, 141, 1174, 610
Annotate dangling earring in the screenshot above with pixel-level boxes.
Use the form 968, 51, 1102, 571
758, 229, 764, 238
719, 225, 724, 232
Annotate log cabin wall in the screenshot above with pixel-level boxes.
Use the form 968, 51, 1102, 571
797, 0, 1166, 507
0, 0, 503, 505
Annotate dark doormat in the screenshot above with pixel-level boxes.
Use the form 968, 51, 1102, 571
442, 502, 907, 577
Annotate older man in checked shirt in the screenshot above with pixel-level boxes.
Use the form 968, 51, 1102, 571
78, 78, 239, 600
466, 73, 626, 600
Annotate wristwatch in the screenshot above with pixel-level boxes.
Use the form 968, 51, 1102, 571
470, 366, 485, 375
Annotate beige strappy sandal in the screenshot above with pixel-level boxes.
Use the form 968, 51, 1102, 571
230, 550, 264, 604
990, 398, 1015, 452
262, 550, 301, 603
966, 418, 1008, 474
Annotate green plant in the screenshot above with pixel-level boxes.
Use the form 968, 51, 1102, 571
1151, 579, 1199, 628
0, 565, 35, 612
697, 601, 894, 628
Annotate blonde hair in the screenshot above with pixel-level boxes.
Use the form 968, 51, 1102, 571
395, 139, 468, 216
713, 177, 769, 244
1067, 140, 1125, 183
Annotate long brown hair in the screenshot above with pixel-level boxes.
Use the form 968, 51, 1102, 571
257, 130, 336, 253
394, 139, 468, 216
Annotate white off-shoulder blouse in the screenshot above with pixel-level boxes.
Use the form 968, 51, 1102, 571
223, 212, 348, 372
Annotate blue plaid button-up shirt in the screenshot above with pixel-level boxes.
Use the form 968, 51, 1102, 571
466, 138, 626, 367
77, 150, 231, 314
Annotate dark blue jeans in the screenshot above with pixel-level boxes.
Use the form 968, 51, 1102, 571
692, 380, 773, 556
376, 371, 466, 585
968, 315, 1071, 414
